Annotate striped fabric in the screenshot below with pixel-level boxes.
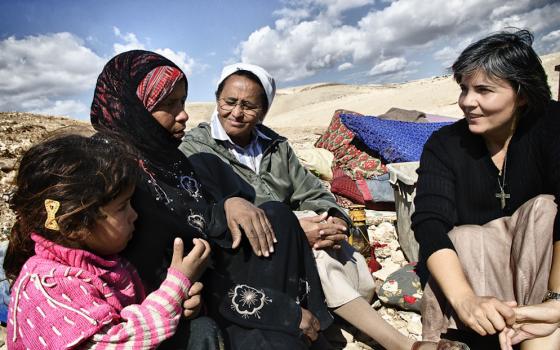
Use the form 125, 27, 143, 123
136, 66, 184, 112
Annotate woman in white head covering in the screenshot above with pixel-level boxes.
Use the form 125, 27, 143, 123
181, 64, 467, 350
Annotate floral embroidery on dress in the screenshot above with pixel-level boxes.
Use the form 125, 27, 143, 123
295, 278, 311, 305
228, 284, 271, 319
187, 210, 206, 236
139, 160, 172, 205
179, 174, 202, 201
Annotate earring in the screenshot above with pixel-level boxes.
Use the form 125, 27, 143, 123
44, 199, 61, 231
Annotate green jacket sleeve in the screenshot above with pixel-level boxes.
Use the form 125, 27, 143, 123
285, 144, 351, 224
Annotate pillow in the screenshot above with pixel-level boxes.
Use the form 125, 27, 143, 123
315, 109, 386, 179
294, 147, 334, 181
330, 172, 365, 205
378, 262, 422, 312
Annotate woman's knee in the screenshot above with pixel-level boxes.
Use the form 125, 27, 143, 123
530, 194, 557, 214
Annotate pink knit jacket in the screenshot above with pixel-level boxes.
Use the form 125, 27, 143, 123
7, 234, 192, 349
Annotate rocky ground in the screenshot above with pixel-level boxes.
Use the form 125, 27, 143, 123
0, 113, 88, 237
0, 112, 421, 349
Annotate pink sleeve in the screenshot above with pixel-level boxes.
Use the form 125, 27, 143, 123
78, 268, 191, 349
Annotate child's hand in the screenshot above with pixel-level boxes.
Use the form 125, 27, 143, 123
170, 238, 211, 282
183, 281, 203, 319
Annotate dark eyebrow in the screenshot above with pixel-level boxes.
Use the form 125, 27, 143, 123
473, 84, 494, 89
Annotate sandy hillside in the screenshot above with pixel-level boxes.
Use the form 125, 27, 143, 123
186, 51, 560, 144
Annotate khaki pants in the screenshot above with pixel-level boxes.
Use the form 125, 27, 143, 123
314, 240, 375, 308
422, 195, 557, 341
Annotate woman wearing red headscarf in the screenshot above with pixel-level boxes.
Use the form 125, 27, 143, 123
91, 50, 332, 349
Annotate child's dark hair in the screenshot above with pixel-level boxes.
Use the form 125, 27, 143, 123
4, 132, 140, 283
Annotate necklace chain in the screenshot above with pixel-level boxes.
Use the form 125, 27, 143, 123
495, 154, 510, 209
498, 154, 507, 189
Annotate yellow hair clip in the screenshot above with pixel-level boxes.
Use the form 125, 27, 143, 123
44, 199, 60, 231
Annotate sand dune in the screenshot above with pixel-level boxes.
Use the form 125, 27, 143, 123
186, 51, 559, 143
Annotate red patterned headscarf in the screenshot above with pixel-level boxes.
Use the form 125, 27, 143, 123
136, 66, 184, 112
91, 50, 188, 161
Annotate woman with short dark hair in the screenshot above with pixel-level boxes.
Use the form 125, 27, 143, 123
412, 29, 560, 349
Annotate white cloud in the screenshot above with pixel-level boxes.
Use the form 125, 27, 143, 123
542, 29, 560, 42
112, 27, 199, 76
539, 29, 560, 53
238, 0, 560, 83
0, 29, 204, 119
338, 62, 353, 71
433, 37, 474, 68
31, 99, 89, 117
113, 26, 146, 53
313, 0, 374, 18
368, 57, 407, 76
0, 32, 104, 118
154, 48, 195, 76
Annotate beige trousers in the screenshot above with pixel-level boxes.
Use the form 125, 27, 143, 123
293, 210, 376, 308
421, 195, 557, 341
313, 240, 376, 308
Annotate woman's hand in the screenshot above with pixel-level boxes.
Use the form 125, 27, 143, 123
452, 294, 516, 336
299, 307, 320, 343
170, 237, 211, 282
298, 213, 347, 250
224, 197, 276, 257
182, 281, 204, 319
498, 300, 560, 349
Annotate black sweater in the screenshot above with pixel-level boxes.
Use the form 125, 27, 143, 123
412, 100, 560, 268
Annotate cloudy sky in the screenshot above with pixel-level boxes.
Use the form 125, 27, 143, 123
1, 0, 559, 120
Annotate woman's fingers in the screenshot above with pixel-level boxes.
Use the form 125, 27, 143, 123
257, 213, 275, 253
476, 299, 513, 335
240, 221, 267, 257
305, 212, 328, 223
229, 223, 243, 250
225, 197, 277, 256
476, 316, 496, 335
494, 300, 516, 326
515, 302, 560, 324
320, 232, 347, 243
498, 327, 514, 350
486, 308, 507, 334
313, 239, 335, 250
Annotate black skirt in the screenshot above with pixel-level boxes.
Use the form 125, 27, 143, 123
204, 201, 332, 349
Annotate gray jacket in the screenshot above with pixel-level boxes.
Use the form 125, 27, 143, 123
180, 122, 349, 222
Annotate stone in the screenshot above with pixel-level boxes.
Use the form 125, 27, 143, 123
0, 159, 15, 172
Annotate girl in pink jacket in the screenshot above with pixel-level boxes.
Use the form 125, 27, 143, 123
4, 133, 211, 349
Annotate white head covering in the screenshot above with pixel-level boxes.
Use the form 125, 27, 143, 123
209, 63, 276, 129
216, 63, 276, 110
